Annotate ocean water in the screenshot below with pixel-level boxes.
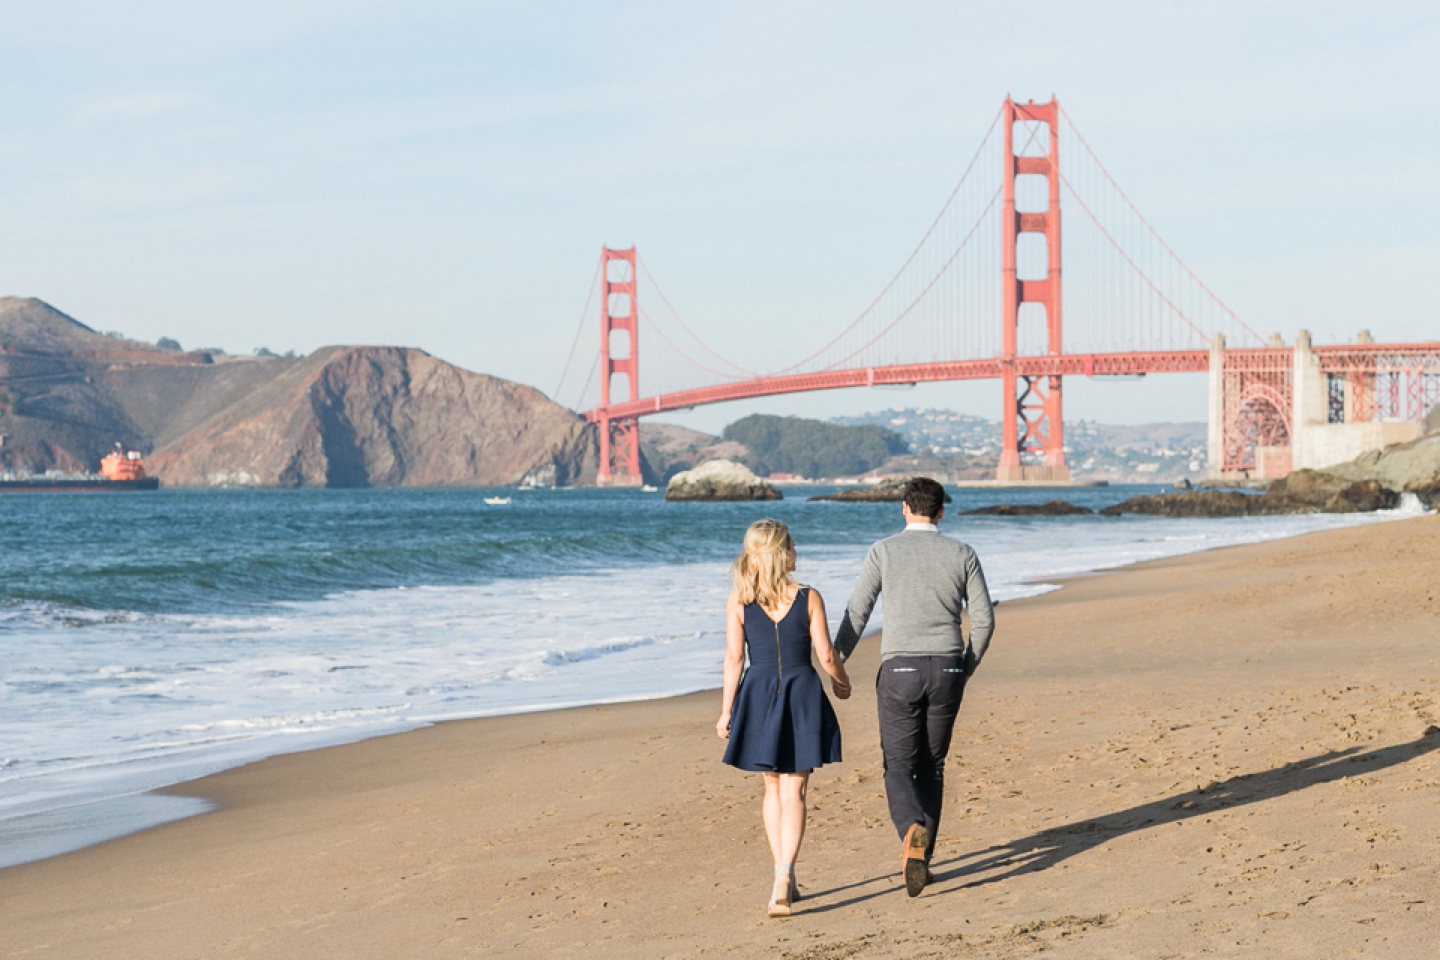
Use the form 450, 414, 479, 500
0, 485, 1424, 869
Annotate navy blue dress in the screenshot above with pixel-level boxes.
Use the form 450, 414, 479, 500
723, 587, 843, 773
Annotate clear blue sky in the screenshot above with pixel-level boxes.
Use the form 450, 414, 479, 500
1, 1, 1435, 433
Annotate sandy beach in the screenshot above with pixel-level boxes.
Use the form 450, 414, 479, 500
4, 515, 1440, 958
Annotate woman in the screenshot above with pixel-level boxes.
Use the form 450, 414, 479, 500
717, 519, 851, 918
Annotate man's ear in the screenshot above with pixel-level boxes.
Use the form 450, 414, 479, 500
934, 506, 945, 523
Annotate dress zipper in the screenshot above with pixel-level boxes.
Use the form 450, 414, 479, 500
774, 618, 782, 695
773, 589, 800, 695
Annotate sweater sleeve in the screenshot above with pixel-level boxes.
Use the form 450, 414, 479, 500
962, 549, 995, 676
833, 543, 883, 661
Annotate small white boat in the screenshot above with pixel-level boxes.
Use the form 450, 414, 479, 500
484, 496, 511, 505
641, 484, 658, 492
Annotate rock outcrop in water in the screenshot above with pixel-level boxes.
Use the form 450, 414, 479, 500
664, 460, 781, 501
0, 297, 601, 487
962, 500, 1094, 516
1099, 475, 1400, 518
808, 477, 912, 502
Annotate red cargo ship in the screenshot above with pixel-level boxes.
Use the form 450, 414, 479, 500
0, 445, 161, 492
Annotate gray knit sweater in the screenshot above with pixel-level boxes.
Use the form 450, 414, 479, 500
833, 526, 995, 675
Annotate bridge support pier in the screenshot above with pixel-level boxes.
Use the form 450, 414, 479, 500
1206, 334, 1225, 478
597, 414, 642, 487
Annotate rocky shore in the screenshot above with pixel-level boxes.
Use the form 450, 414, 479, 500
1323, 433, 1440, 508
663, 459, 781, 501
1100, 473, 1398, 518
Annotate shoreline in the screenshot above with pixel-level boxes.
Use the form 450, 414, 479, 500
4, 515, 1439, 956
0, 504, 1425, 873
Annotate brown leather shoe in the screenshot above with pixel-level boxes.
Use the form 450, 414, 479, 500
902, 824, 930, 897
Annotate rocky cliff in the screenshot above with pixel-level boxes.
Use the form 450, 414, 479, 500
149, 346, 597, 488
0, 297, 219, 472
1, 298, 599, 487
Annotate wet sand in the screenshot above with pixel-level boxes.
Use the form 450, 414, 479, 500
4, 515, 1440, 958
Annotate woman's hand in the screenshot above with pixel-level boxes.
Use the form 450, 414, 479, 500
716, 712, 732, 739
832, 678, 852, 700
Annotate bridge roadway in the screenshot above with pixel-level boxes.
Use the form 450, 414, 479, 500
584, 343, 1440, 424
584, 349, 1211, 422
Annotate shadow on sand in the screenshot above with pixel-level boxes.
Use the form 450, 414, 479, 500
802, 731, 1440, 913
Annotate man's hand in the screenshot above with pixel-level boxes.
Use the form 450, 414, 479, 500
716, 713, 731, 739
832, 678, 852, 700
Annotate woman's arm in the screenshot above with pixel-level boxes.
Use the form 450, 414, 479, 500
808, 589, 851, 699
717, 590, 746, 738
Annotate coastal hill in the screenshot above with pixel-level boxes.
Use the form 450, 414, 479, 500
148, 345, 598, 488
0, 298, 599, 487
722, 414, 907, 478
639, 415, 909, 482
642, 411, 1211, 484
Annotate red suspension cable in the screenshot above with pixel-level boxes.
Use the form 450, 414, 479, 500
638, 308, 751, 383
636, 254, 758, 378
767, 106, 1004, 375
1059, 106, 1263, 346
824, 189, 1002, 370
1059, 173, 1211, 346
553, 253, 604, 402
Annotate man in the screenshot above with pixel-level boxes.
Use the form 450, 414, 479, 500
833, 477, 995, 898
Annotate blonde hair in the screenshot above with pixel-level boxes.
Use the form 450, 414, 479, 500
732, 519, 795, 609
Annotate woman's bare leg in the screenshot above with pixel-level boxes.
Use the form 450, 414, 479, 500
777, 772, 810, 866
761, 773, 783, 866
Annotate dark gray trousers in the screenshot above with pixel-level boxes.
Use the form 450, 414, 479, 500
876, 654, 967, 861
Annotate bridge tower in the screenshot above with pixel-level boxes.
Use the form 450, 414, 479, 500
597, 246, 644, 486
997, 97, 1069, 483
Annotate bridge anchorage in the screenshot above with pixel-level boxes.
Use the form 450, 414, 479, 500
558, 98, 1440, 486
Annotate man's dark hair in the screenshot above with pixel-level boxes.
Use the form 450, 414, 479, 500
903, 477, 950, 518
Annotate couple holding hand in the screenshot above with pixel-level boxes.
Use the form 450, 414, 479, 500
716, 477, 995, 917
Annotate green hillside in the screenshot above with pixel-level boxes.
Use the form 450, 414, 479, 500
722, 414, 907, 478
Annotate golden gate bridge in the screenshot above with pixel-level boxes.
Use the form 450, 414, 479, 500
554, 98, 1440, 485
